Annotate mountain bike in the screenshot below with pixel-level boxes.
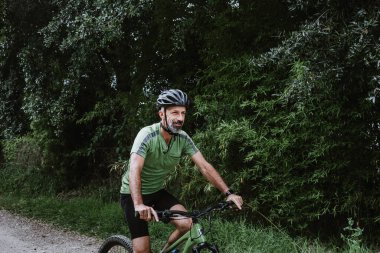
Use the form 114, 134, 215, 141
98, 201, 234, 253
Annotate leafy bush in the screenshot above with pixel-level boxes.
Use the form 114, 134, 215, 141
2, 136, 42, 168
341, 218, 366, 253
169, 5, 380, 241
0, 136, 58, 195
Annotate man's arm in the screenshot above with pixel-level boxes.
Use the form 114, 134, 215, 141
129, 153, 158, 221
191, 151, 243, 209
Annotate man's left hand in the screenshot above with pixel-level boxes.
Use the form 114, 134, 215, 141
227, 194, 243, 210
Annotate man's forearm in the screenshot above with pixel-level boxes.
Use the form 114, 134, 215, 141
200, 162, 229, 194
129, 168, 143, 206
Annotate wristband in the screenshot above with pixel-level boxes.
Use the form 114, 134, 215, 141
225, 189, 235, 197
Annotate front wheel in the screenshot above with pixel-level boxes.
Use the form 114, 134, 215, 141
98, 235, 133, 253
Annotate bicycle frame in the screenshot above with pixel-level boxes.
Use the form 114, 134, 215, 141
163, 218, 219, 253
99, 202, 231, 253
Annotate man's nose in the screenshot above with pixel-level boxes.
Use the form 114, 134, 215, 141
177, 114, 185, 121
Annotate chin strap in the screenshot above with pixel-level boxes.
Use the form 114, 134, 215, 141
161, 108, 177, 136
160, 122, 175, 135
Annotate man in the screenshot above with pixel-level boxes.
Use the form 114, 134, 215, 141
120, 89, 243, 253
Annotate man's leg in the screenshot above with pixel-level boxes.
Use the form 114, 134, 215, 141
160, 204, 192, 252
133, 236, 151, 253
121, 194, 152, 253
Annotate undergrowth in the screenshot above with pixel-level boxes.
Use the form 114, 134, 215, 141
0, 165, 376, 252
0, 192, 375, 253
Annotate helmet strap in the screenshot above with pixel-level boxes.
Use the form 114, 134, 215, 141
161, 108, 176, 135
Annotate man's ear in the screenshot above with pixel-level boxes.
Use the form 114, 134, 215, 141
158, 109, 164, 119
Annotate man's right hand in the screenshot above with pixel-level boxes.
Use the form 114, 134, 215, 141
134, 204, 159, 222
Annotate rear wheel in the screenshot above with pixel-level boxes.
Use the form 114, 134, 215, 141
98, 235, 133, 253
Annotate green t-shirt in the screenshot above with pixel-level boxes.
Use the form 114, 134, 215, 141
120, 122, 199, 194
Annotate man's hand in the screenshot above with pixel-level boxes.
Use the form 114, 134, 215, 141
226, 194, 243, 210
134, 204, 159, 222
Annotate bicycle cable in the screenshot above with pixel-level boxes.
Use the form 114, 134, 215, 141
245, 202, 302, 252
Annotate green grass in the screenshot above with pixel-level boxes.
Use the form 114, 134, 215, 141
0, 193, 129, 238
0, 192, 375, 253
0, 165, 376, 253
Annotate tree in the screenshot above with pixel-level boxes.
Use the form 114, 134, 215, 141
174, 0, 380, 239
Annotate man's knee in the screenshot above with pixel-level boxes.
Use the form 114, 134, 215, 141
176, 219, 192, 233
133, 236, 151, 253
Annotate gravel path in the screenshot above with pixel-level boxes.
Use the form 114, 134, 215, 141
0, 209, 101, 253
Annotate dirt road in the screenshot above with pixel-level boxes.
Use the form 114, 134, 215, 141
0, 209, 101, 253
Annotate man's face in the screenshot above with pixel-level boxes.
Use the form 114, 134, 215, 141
159, 106, 186, 133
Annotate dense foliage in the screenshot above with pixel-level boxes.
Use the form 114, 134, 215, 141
1, 0, 379, 242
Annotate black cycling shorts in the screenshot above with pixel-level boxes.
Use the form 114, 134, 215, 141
120, 189, 181, 239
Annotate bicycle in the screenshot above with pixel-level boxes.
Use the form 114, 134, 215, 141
98, 201, 234, 253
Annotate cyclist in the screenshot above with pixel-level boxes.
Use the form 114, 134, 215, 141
120, 89, 243, 253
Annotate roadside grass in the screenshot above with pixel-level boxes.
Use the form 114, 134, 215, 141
0, 165, 375, 252
0, 193, 128, 238
0, 193, 375, 253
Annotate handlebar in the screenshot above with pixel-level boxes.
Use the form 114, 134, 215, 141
135, 201, 234, 220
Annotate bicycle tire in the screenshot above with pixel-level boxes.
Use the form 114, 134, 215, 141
98, 235, 133, 253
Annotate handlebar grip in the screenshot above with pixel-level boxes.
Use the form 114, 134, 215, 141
226, 200, 234, 206
135, 210, 165, 221
219, 200, 234, 209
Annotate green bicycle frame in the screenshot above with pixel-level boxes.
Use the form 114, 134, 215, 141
163, 219, 219, 253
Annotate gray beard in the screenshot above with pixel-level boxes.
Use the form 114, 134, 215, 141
168, 123, 182, 134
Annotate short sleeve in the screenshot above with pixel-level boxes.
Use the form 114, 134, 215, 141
130, 128, 150, 158
181, 132, 199, 157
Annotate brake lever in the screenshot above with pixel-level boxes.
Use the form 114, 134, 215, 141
219, 201, 233, 210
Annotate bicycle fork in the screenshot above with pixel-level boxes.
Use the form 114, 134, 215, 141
192, 242, 219, 253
